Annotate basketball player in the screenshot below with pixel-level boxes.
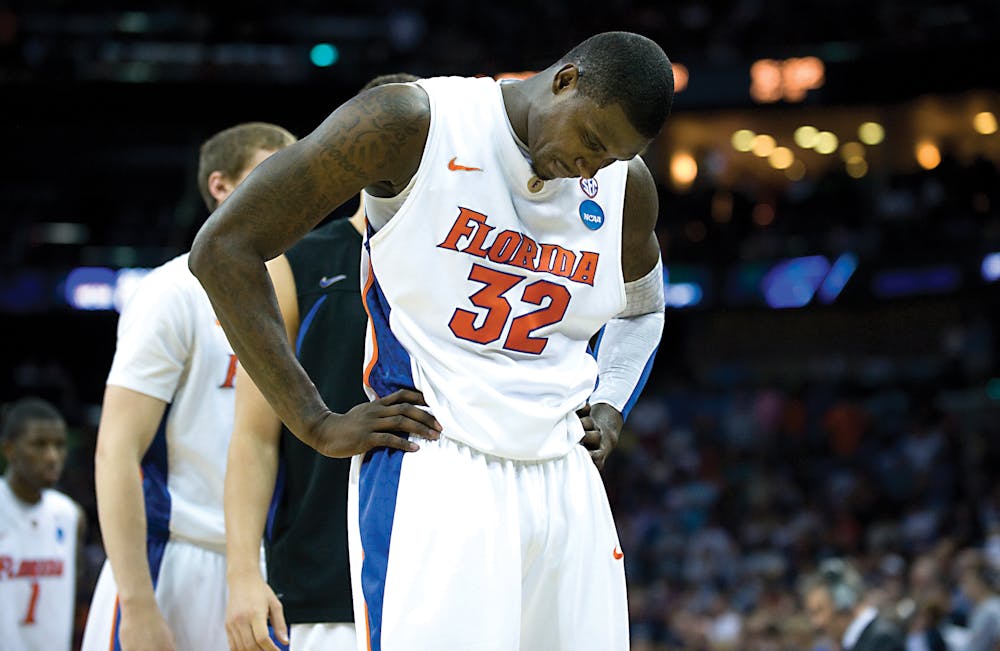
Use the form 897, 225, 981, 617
0, 397, 85, 651
190, 31, 671, 650
78, 123, 299, 651
224, 73, 420, 651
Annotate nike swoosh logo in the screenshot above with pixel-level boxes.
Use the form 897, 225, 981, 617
613, 546, 624, 560
319, 274, 348, 288
448, 157, 482, 172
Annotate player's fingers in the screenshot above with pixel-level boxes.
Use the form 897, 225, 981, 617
269, 597, 289, 646
370, 432, 421, 452
377, 408, 442, 438
379, 388, 427, 407
580, 429, 601, 449
229, 620, 254, 651
576, 403, 591, 417
250, 617, 281, 651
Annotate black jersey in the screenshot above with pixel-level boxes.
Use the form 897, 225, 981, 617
265, 217, 365, 624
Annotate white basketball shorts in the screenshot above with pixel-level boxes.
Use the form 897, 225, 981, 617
80, 538, 228, 651
347, 435, 629, 651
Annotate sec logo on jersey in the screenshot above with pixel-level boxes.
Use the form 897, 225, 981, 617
580, 177, 599, 198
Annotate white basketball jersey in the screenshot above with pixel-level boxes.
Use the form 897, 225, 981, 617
106, 253, 237, 549
361, 76, 627, 460
0, 478, 79, 651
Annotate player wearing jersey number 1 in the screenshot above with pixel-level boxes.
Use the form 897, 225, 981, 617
0, 397, 86, 651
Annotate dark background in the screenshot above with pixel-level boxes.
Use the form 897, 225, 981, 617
2, 2, 1000, 649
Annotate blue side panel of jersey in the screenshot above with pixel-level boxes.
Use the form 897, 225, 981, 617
357, 447, 407, 651
363, 260, 415, 397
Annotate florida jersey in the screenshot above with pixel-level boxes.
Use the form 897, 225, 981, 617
0, 478, 80, 651
361, 76, 628, 460
106, 253, 237, 549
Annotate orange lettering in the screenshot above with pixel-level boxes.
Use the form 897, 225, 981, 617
441, 211, 600, 286
569, 251, 600, 286
487, 230, 522, 264
438, 207, 487, 251
550, 246, 576, 277
509, 235, 539, 271
464, 220, 495, 258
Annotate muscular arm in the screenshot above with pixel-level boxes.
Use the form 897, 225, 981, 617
189, 84, 432, 453
224, 255, 297, 650
582, 157, 665, 468
93, 386, 174, 642
621, 156, 662, 283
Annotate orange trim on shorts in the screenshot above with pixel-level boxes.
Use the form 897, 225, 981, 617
361, 256, 380, 394
365, 600, 372, 651
108, 596, 120, 651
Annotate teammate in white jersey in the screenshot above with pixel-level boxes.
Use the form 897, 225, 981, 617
1, 397, 85, 651
80, 122, 297, 651
190, 31, 673, 650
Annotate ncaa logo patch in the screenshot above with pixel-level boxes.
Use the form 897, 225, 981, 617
580, 177, 599, 198
579, 200, 605, 230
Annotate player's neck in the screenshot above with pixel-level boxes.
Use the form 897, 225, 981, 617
500, 77, 533, 148
4, 472, 43, 505
348, 209, 365, 235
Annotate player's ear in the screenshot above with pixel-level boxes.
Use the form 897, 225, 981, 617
207, 170, 235, 207
552, 64, 579, 95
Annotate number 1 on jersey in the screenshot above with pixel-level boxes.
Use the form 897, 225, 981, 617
449, 263, 571, 354
22, 581, 40, 624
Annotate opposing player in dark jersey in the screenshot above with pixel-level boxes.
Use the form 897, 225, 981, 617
223, 74, 420, 651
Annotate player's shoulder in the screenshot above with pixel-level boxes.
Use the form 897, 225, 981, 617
133, 253, 199, 292
623, 156, 658, 230
122, 253, 200, 310
40, 488, 81, 518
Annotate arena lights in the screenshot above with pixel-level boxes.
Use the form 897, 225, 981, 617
64, 267, 152, 311
974, 111, 998, 135
670, 151, 698, 190
871, 265, 961, 298
750, 56, 825, 103
817, 253, 858, 304
858, 122, 885, 145
987, 378, 1000, 401
983, 253, 1000, 282
673, 63, 689, 93
813, 131, 839, 155
846, 158, 868, 178
785, 160, 807, 181
761, 255, 831, 308
915, 140, 941, 170
768, 147, 794, 170
731, 129, 755, 152
309, 43, 339, 67
64, 267, 116, 310
662, 266, 705, 309
751, 134, 776, 157
665, 283, 704, 308
794, 125, 819, 149
840, 142, 865, 162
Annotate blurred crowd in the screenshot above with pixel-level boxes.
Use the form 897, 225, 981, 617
606, 360, 1000, 649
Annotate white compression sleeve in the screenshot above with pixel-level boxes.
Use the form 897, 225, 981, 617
589, 258, 665, 417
